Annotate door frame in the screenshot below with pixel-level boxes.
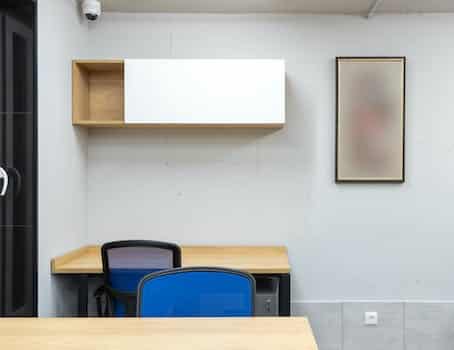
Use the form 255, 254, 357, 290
2, 7, 36, 316
32, 0, 38, 317
0, 0, 38, 317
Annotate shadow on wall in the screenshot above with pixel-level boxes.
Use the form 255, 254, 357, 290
87, 74, 315, 167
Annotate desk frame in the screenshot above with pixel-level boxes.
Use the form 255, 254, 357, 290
65, 272, 290, 317
52, 245, 291, 317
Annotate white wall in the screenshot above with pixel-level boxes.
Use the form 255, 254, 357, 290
85, 13, 454, 303
38, 0, 88, 316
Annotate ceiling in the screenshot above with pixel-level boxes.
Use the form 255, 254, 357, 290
101, 0, 454, 14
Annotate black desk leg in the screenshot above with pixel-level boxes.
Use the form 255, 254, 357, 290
279, 273, 291, 316
78, 274, 89, 317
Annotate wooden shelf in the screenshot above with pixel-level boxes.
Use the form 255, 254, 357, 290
72, 60, 124, 125
72, 120, 125, 127
72, 59, 285, 128
73, 121, 284, 128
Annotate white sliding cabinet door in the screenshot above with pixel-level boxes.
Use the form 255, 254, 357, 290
124, 59, 285, 125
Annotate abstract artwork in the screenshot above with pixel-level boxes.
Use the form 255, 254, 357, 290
336, 57, 406, 182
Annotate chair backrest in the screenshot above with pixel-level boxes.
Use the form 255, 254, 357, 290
101, 240, 181, 316
137, 267, 255, 317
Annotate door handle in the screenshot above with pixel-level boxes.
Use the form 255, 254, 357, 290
0, 166, 9, 196
8, 167, 22, 196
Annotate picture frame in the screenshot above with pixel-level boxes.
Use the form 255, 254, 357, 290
336, 57, 406, 183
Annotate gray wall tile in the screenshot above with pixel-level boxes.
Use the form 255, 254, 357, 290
343, 302, 404, 350
293, 302, 342, 350
405, 302, 454, 350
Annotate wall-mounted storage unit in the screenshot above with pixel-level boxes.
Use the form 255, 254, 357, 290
72, 59, 285, 128
72, 60, 124, 127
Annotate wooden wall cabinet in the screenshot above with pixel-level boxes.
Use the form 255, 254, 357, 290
72, 60, 125, 127
72, 59, 285, 128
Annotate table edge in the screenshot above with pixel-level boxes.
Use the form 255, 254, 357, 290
51, 245, 291, 275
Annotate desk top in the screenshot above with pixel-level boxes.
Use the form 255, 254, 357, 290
51, 245, 290, 274
0, 317, 317, 350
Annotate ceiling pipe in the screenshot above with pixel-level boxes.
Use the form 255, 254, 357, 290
366, 0, 384, 19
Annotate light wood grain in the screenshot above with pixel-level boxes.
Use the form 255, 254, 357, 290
51, 245, 290, 274
0, 317, 317, 350
88, 70, 124, 122
51, 246, 101, 274
72, 60, 124, 124
50, 246, 92, 273
182, 246, 290, 273
73, 60, 124, 70
72, 61, 89, 122
72, 120, 125, 127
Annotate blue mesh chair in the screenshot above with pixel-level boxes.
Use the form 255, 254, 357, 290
95, 240, 181, 317
137, 267, 255, 317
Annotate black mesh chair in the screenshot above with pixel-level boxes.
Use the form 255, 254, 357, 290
94, 240, 181, 317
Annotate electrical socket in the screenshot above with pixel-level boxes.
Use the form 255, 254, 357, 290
364, 311, 378, 326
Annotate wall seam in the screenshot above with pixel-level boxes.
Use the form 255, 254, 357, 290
341, 302, 344, 350
403, 301, 406, 350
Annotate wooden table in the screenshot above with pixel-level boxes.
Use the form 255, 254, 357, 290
0, 317, 318, 350
51, 245, 291, 317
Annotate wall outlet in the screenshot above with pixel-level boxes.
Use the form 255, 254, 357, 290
364, 311, 378, 326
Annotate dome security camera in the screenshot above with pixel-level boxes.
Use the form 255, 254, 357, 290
82, 0, 101, 21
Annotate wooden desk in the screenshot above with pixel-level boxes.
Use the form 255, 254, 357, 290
52, 245, 290, 274
51, 245, 291, 317
0, 317, 318, 350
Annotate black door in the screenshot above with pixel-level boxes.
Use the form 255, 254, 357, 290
0, 0, 37, 317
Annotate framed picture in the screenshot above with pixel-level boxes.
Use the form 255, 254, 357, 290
336, 57, 406, 183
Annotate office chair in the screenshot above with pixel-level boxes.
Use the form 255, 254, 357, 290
95, 240, 181, 317
137, 267, 255, 317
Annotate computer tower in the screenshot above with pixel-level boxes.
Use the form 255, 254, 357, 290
255, 276, 279, 316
